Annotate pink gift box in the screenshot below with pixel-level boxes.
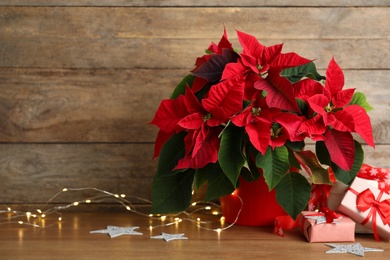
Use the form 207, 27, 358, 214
299, 211, 355, 243
338, 176, 390, 241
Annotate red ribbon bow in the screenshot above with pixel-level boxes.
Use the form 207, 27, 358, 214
355, 188, 390, 241
320, 206, 339, 223
357, 189, 390, 225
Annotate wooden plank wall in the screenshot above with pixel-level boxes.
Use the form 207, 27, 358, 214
0, 1, 389, 206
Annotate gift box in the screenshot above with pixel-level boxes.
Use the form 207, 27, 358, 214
338, 176, 390, 241
299, 211, 355, 243
328, 181, 373, 234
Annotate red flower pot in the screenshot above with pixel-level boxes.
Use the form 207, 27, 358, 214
220, 174, 286, 226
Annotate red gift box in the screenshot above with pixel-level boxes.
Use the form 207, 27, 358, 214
299, 211, 355, 243
338, 176, 390, 241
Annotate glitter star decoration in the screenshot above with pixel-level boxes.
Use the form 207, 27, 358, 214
326, 243, 384, 257
305, 215, 339, 225
151, 232, 188, 242
90, 226, 143, 238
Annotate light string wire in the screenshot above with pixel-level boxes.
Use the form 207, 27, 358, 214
1, 187, 243, 233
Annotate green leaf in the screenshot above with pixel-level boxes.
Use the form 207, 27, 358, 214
244, 142, 261, 181
275, 172, 311, 219
280, 62, 325, 84
287, 148, 301, 170
285, 140, 305, 151
239, 166, 257, 182
256, 146, 290, 190
332, 140, 364, 185
294, 150, 332, 185
151, 132, 194, 214
194, 168, 208, 190
218, 125, 246, 187
315, 141, 331, 166
170, 74, 195, 99
154, 132, 187, 175
296, 98, 309, 115
349, 92, 374, 112
205, 163, 236, 201
151, 168, 195, 214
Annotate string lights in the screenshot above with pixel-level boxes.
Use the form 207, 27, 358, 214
1, 188, 243, 234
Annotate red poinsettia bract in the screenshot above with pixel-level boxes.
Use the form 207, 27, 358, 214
150, 75, 245, 170
303, 58, 375, 170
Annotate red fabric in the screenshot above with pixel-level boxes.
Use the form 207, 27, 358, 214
274, 215, 300, 237
357, 164, 390, 194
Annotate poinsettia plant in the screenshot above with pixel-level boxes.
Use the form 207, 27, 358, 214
149, 28, 374, 220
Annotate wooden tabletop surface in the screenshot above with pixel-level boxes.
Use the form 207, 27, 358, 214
1, 212, 389, 259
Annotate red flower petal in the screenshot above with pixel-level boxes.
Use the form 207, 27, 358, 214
330, 110, 355, 132
332, 88, 355, 108
323, 129, 355, 171
325, 57, 345, 95
293, 78, 323, 101
184, 86, 204, 114
149, 95, 188, 133
178, 113, 204, 130
271, 52, 312, 69
152, 130, 174, 158
255, 71, 300, 112
174, 127, 220, 169
202, 75, 244, 122
246, 119, 271, 155
307, 94, 329, 119
343, 105, 375, 147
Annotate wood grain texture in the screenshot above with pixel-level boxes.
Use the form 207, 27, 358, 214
0, 69, 388, 144
0, 143, 156, 203
0, 143, 387, 204
0, 7, 388, 69
0, 3, 389, 206
1, 7, 388, 39
2, 213, 390, 259
1, 0, 389, 7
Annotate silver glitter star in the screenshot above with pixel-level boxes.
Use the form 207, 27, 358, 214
90, 226, 143, 238
326, 243, 384, 257
151, 232, 188, 242
305, 215, 339, 225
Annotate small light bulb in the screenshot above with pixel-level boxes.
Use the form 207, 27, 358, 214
41, 214, 46, 218
216, 228, 222, 233
126, 206, 131, 211
37, 209, 42, 214
205, 206, 211, 210
160, 216, 166, 221
73, 202, 79, 206
58, 217, 62, 221
212, 211, 219, 215
7, 207, 11, 212
114, 194, 119, 198
197, 218, 201, 222
120, 194, 126, 198
18, 221, 24, 225
191, 202, 197, 206
63, 188, 68, 192
85, 199, 91, 203
149, 214, 153, 217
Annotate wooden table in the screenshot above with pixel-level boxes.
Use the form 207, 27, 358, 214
1, 212, 389, 259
